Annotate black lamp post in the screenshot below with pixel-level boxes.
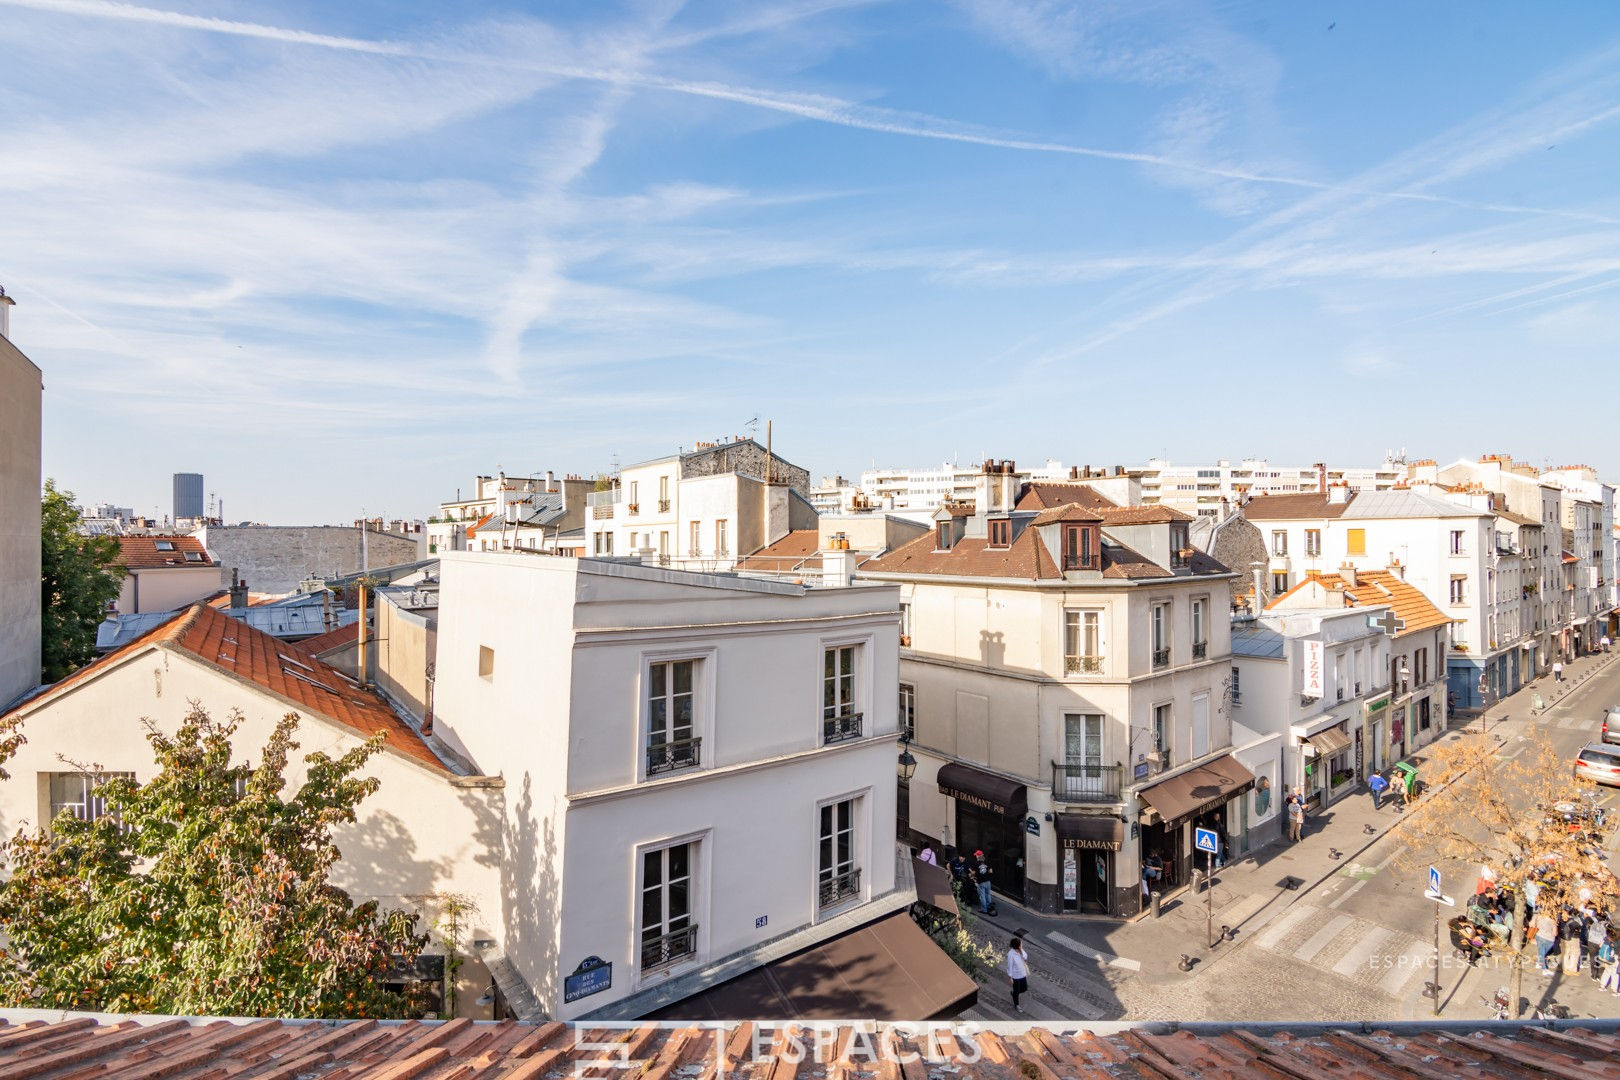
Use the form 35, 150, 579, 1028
897, 732, 917, 781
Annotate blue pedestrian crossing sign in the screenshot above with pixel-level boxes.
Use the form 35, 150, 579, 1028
1194, 827, 1219, 854
1428, 866, 1441, 895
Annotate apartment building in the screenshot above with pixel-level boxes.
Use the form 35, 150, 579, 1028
427, 552, 968, 1020
857, 459, 1077, 512
858, 463, 1244, 918
1135, 455, 1407, 517
585, 439, 816, 571
1541, 465, 1616, 650
0, 287, 41, 706
429, 472, 593, 556
1254, 566, 1452, 794
1243, 488, 1511, 711
111, 535, 229, 614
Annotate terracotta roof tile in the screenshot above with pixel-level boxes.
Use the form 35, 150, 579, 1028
1242, 492, 1351, 519
1031, 504, 1104, 525
863, 527, 1063, 581
1093, 504, 1193, 524
116, 535, 216, 569
296, 621, 361, 656
1272, 569, 1455, 636
4, 606, 446, 775
736, 530, 822, 571
1016, 483, 1119, 512
2, 1016, 1616, 1078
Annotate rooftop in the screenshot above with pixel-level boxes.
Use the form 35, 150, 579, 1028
1270, 569, 1454, 637
116, 534, 216, 569
0, 1014, 1613, 1079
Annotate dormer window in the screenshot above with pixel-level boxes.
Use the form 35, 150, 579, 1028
1062, 524, 1096, 570
154, 540, 175, 552
1171, 524, 1191, 568
936, 522, 953, 551
988, 518, 1010, 548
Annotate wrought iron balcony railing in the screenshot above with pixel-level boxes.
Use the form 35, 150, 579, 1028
1051, 760, 1122, 802
1152, 647, 1170, 669
1192, 641, 1207, 660
818, 867, 862, 906
640, 923, 698, 970
1064, 655, 1103, 674
646, 736, 701, 776
822, 712, 863, 745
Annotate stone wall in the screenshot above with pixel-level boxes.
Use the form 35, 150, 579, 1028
1208, 515, 1271, 611
196, 525, 423, 594
682, 440, 810, 494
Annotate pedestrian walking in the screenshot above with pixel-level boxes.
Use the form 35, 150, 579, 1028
972, 850, 995, 914
918, 842, 937, 866
1006, 936, 1030, 1013
1603, 633, 1612, 654
1534, 910, 1558, 973
1586, 913, 1607, 977
1368, 771, 1389, 810
1553, 659, 1564, 683
1286, 789, 1305, 842
1599, 941, 1620, 995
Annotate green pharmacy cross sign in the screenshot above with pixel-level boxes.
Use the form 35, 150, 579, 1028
1368, 611, 1406, 636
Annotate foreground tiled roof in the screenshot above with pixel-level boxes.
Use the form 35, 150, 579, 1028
0, 1015, 1616, 1079
116, 535, 215, 569
3, 606, 446, 775
1275, 569, 1454, 636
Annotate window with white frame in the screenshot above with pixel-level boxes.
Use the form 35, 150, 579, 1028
1191, 597, 1207, 658
822, 646, 860, 742
1449, 530, 1464, 555
899, 602, 913, 646
898, 683, 915, 740
1152, 703, 1172, 765
1272, 530, 1288, 556
1305, 529, 1322, 557
714, 519, 728, 556
640, 842, 696, 970
1064, 609, 1102, 674
1064, 713, 1103, 766
1449, 576, 1467, 605
817, 798, 860, 906
47, 771, 133, 826
1272, 571, 1289, 595
647, 660, 699, 774
689, 520, 701, 557
1151, 603, 1170, 667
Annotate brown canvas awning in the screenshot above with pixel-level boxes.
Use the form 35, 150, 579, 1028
1306, 728, 1352, 757
1055, 813, 1123, 851
937, 762, 1027, 818
1137, 755, 1256, 830
647, 911, 978, 1021
913, 857, 959, 915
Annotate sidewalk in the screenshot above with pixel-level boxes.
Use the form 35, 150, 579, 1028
959, 645, 1620, 1019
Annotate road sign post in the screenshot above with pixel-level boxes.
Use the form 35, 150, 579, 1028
1422, 866, 1455, 1016
1195, 828, 1219, 948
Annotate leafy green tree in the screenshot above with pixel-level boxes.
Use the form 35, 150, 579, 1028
0, 704, 428, 1017
40, 479, 125, 681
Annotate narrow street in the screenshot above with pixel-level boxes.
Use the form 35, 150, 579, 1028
958, 650, 1620, 1022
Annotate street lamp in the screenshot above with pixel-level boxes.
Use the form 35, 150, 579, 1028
897, 732, 917, 781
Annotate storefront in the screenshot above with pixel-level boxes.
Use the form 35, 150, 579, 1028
936, 762, 1027, 906
1363, 694, 1390, 775
1135, 755, 1256, 893
1054, 813, 1122, 915
1300, 723, 1352, 809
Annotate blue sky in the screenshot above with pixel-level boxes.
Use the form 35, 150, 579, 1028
4, 0, 1619, 524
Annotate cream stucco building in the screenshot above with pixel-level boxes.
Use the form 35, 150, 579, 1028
859, 465, 1247, 917
0, 289, 41, 707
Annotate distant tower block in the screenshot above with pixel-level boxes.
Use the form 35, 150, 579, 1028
173, 472, 204, 521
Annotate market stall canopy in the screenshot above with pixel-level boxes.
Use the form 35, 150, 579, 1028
1306, 728, 1353, 757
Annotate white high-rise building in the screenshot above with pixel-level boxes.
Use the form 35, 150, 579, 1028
1136, 455, 1408, 517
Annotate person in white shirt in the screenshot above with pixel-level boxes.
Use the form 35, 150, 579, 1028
1006, 936, 1030, 1013
917, 842, 937, 865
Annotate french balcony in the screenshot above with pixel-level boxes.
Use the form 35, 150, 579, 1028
1192, 641, 1207, 660
818, 867, 862, 906
1051, 760, 1122, 803
822, 712, 863, 745
1064, 654, 1103, 674
640, 924, 698, 970
646, 736, 701, 776
1229, 691, 1242, 706
658, 499, 671, 513
628, 503, 641, 515
1152, 647, 1170, 669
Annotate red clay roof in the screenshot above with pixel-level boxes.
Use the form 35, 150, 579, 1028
1271, 569, 1454, 636
0, 1016, 1613, 1077
864, 524, 1228, 582
1017, 483, 1120, 512
736, 529, 822, 571
467, 512, 496, 538
4, 605, 446, 775
1242, 492, 1351, 520
1032, 504, 1104, 525
116, 535, 215, 569
1094, 504, 1193, 525
296, 621, 360, 656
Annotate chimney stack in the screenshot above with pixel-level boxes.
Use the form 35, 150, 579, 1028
1315, 463, 1327, 493
1339, 562, 1358, 588
1328, 482, 1351, 506
229, 570, 248, 611
0, 285, 13, 341
1253, 566, 1267, 614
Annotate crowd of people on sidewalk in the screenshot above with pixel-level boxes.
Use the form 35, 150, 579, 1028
1457, 868, 1620, 995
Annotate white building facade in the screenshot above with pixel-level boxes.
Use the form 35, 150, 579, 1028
1136, 455, 1407, 517
430, 552, 908, 1020
0, 289, 41, 706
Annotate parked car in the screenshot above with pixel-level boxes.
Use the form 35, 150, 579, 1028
1573, 743, 1620, 787
1601, 706, 1620, 745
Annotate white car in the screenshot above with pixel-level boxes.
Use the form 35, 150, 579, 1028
1602, 706, 1620, 746
1574, 743, 1620, 787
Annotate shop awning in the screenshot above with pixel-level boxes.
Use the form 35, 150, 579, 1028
937, 762, 1028, 818
646, 911, 977, 1021
1137, 755, 1256, 830
912, 857, 959, 916
1056, 813, 1123, 851
1306, 728, 1352, 757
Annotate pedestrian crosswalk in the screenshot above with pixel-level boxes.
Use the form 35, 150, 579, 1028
1251, 901, 1434, 999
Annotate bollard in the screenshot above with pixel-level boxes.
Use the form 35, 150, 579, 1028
1151, 890, 1162, 919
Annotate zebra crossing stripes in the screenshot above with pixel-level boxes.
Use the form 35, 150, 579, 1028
1331, 927, 1400, 978
1292, 914, 1355, 961
1249, 902, 1432, 999
1253, 904, 1314, 950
